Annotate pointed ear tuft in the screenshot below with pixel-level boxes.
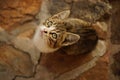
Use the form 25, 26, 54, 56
62, 32, 80, 46
51, 10, 70, 19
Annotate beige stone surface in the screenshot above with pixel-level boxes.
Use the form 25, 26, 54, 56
12, 37, 40, 65
0, 44, 34, 80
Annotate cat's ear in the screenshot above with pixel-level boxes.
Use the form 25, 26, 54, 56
51, 10, 70, 19
62, 32, 80, 46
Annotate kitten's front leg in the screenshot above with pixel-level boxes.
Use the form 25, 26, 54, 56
92, 22, 108, 40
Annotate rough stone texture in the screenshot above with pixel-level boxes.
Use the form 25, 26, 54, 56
0, 0, 112, 80
109, 0, 120, 80
111, 51, 120, 76
70, 0, 111, 22
14, 40, 107, 80
0, 44, 34, 80
0, 0, 42, 31
110, 0, 120, 44
38, 0, 111, 24
77, 51, 109, 80
109, 45, 120, 80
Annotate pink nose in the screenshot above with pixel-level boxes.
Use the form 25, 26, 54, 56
40, 29, 47, 34
43, 30, 47, 33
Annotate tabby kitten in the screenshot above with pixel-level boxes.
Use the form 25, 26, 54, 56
33, 10, 98, 54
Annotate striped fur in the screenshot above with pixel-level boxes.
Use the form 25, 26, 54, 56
33, 10, 98, 54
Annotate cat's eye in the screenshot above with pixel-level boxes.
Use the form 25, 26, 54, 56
47, 21, 53, 27
51, 33, 57, 39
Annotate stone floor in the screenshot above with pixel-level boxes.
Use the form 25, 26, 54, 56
0, 0, 120, 80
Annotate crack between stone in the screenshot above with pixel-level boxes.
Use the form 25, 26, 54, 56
10, 44, 40, 80
12, 53, 42, 80
0, 37, 40, 80
0, 7, 18, 11
0, 14, 5, 19
0, 6, 38, 26
0, 41, 36, 80
54, 57, 98, 80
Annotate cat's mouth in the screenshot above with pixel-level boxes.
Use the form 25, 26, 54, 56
40, 30, 44, 38
40, 28, 48, 38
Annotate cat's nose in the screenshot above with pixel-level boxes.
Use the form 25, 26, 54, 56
41, 28, 47, 33
43, 30, 47, 33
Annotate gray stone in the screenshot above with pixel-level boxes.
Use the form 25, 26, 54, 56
12, 37, 41, 65
0, 45, 34, 79
70, 0, 111, 22
110, 0, 120, 44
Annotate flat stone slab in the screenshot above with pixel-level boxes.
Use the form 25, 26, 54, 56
15, 40, 107, 80
39, 40, 106, 80
0, 44, 34, 80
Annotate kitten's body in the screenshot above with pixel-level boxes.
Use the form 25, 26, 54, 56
32, 0, 108, 54
60, 19, 98, 54
33, 10, 98, 54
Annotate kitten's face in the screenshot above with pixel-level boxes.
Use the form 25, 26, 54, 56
33, 10, 80, 53
39, 19, 66, 48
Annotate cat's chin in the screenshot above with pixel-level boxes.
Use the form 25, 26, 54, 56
38, 48, 58, 54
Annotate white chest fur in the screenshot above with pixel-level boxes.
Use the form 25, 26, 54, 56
32, 26, 58, 53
